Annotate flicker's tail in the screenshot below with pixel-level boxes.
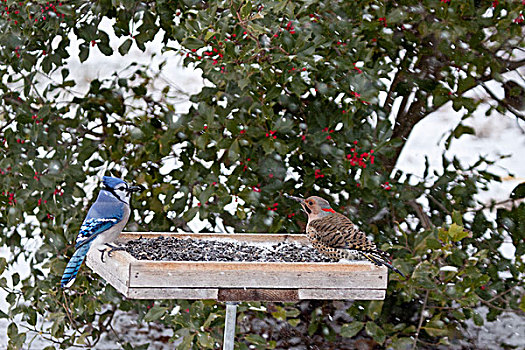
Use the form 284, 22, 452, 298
61, 244, 91, 288
362, 251, 406, 278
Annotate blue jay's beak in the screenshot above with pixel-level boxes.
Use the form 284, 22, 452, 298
128, 184, 145, 193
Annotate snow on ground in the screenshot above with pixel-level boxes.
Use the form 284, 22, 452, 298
1, 20, 525, 348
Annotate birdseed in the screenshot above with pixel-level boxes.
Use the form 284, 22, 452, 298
124, 236, 334, 263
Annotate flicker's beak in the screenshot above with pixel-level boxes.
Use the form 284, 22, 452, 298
285, 194, 311, 215
129, 184, 145, 193
284, 194, 305, 204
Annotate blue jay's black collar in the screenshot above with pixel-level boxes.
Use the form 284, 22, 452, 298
104, 183, 144, 204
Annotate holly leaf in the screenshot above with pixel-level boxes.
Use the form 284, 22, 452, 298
143, 306, 168, 322
182, 37, 205, 50
365, 322, 385, 344
340, 322, 364, 338
510, 183, 525, 199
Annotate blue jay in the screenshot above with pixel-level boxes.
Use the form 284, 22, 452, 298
60, 176, 143, 288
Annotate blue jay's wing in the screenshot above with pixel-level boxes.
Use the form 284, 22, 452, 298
75, 197, 125, 248
75, 217, 120, 249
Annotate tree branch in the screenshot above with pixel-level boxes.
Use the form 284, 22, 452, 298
479, 81, 525, 122
413, 289, 430, 350
383, 55, 407, 117
408, 200, 433, 230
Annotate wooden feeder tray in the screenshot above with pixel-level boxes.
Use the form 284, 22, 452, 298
86, 232, 387, 302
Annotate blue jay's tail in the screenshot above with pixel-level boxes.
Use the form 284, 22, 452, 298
61, 244, 91, 288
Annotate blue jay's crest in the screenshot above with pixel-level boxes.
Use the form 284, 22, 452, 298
103, 176, 127, 189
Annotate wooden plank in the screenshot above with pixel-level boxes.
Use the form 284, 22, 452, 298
130, 260, 384, 273
129, 261, 387, 289
218, 289, 299, 302
86, 249, 133, 295
118, 232, 310, 244
127, 288, 219, 300
298, 289, 385, 300
124, 288, 385, 301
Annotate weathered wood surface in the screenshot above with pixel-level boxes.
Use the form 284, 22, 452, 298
86, 247, 133, 296
87, 232, 389, 301
129, 260, 386, 289
298, 288, 385, 300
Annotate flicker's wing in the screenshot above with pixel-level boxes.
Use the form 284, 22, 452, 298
309, 213, 376, 251
309, 213, 404, 277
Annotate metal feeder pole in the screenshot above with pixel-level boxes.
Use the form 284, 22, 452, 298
223, 302, 238, 350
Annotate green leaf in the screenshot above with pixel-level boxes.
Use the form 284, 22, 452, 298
438, 227, 449, 243
98, 41, 113, 56
7, 322, 18, 339
203, 312, 219, 328
197, 333, 214, 348
473, 312, 484, 326
510, 183, 525, 199
79, 45, 89, 62
390, 337, 413, 350
426, 238, 441, 250
182, 207, 199, 221
451, 210, 463, 225
245, 334, 267, 345
367, 301, 383, 321
340, 322, 364, 338
179, 334, 195, 350
458, 76, 476, 92
519, 294, 525, 313
271, 306, 286, 321
143, 306, 167, 322
0, 258, 6, 274
11, 273, 19, 286
182, 37, 205, 50
240, 1, 252, 19
448, 223, 469, 242
204, 31, 215, 41
365, 321, 385, 344
285, 308, 301, 318
453, 124, 475, 140
288, 318, 300, 327
119, 39, 133, 55
423, 318, 448, 337
228, 139, 241, 162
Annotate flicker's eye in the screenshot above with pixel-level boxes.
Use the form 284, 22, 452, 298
308, 201, 313, 205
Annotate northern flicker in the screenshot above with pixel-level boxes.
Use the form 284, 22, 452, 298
285, 194, 405, 277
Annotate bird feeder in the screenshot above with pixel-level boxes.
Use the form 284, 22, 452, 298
86, 232, 388, 349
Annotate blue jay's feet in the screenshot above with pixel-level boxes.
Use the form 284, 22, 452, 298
106, 243, 126, 257
99, 248, 107, 263
98, 244, 125, 262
